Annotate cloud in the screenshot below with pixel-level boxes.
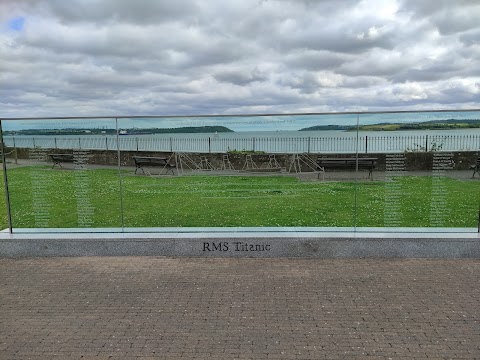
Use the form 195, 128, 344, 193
0, 0, 479, 118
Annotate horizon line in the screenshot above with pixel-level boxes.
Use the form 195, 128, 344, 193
2, 108, 480, 121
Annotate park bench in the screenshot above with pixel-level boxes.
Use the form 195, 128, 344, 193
49, 154, 74, 168
316, 157, 377, 179
470, 158, 480, 178
132, 156, 176, 175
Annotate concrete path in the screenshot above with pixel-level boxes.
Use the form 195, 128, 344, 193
1, 257, 479, 359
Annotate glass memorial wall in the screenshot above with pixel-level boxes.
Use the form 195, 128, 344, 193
355, 111, 480, 231
1, 118, 123, 231
1, 110, 479, 233
117, 114, 358, 230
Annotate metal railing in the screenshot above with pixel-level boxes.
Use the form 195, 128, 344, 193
3, 133, 480, 154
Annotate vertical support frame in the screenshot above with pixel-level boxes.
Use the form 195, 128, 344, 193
354, 113, 360, 231
116, 118, 125, 231
0, 119, 13, 233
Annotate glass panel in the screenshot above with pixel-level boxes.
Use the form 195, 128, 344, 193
118, 114, 358, 230
1, 118, 122, 232
1, 110, 477, 233
356, 111, 480, 230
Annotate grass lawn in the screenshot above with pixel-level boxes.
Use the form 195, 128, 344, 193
0, 166, 479, 229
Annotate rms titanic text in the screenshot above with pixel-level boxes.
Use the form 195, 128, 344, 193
203, 242, 271, 252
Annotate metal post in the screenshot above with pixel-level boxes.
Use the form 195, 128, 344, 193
78, 137, 81, 150
425, 135, 428, 152
54, 137, 57, 149
0, 120, 13, 233
116, 119, 125, 231
365, 136, 368, 154
354, 114, 359, 230
13, 137, 18, 164
478, 204, 480, 233
307, 137, 311, 153
136, 137, 139, 151
105, 137, 108, 151
208, 137, 211, 153
253, 137, 256, 152
170, 137, 173, 152
32, 137, 36, 148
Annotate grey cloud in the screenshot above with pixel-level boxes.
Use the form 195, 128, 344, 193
284, 50, 351, 71
1, 0, 479, 117
278, 73, 320, 94
392, 56, 480, 83
337, 50, 414, 77
399, 0, 480, 34
342, 76, 388, 89
275, 22, 396, 54
459, 29, 480, 46
44, 0, 199, 25
214, 69, 267, 85
398, 0, 478, 18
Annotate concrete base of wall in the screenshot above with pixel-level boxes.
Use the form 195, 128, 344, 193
1, 230, 479, 258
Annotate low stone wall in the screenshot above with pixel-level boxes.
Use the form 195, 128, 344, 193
1, 232, 479, 258
6, 147, 480, 171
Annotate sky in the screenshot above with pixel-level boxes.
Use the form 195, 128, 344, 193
1, 0, 479, 121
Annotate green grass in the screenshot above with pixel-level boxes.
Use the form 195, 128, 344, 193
0, 166, 479, 229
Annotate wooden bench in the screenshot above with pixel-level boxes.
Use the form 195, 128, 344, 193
133, 156, 176, 175
470, 158, 480, 178
49, 154, 74, 168
317, 157, 377, 179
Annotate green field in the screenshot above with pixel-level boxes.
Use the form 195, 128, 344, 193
0, 166, 479, 229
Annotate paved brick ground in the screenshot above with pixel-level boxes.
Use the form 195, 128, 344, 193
0, 257, 479, 359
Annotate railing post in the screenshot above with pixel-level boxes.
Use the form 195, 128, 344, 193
253, 137, 256, 152
425, 135, 428, 152
136, 137, 139, 151
0, 120, 13, 233
105, 137, 108, 151
307, 137, 311, 153
78, 137, 81, 150
478, 204, 480, 233
208, 137, 211, 153
13, 137, 18, 164
170, 137, 173, 152
365, 136, 368, 153
32, 137, 36, 148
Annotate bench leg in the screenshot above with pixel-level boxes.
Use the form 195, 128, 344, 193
134, 166, 145, 175
317, 170, 325, 180
52, 162, 62, 169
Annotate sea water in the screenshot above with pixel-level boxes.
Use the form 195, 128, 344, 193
3, 128, 480, 153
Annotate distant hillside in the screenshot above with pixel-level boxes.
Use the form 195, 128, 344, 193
124, 126, 234, 134
358, 119, 480, 131
5, 125, 234, 136
299, 119, 480, 132
299, 125, 353, 131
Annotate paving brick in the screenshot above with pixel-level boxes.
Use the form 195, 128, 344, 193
0, 257, 479, 359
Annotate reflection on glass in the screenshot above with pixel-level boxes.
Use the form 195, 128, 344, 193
118, 114, 358, 229
356, 111, 480, 229
2, 118, 122, 231
0, 111, 478, 232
